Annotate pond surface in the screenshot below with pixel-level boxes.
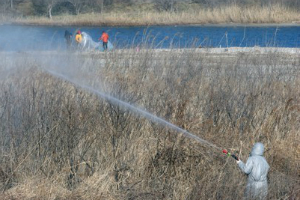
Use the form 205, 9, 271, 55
0, 24, 299, 51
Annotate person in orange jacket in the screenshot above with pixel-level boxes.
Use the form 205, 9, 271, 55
98, 31, 109, 50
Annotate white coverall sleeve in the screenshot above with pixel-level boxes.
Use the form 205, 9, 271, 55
238, 158, 254, 174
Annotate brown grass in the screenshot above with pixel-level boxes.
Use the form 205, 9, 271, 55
9, 4, 300, 26
0, 49, 299, 199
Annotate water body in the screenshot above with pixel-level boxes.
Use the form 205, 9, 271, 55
0, 24, 299, 51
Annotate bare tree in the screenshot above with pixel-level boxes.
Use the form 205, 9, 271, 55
155, 0, 177, 12
0, 0, 10, 11
67, 0, 85, 15
98, 0, 104, 13
2, 0, 16, 10
10, 0, 14, 9
45, 0, 62, 19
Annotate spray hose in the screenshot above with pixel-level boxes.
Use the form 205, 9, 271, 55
222, 149, 239, 161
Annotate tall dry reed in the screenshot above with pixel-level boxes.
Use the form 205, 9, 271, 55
12, 4, 300, 26
0, 48, 299, 199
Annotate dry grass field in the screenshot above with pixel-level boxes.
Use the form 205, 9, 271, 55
0, 48, 299, 199
6, 4, 300, 26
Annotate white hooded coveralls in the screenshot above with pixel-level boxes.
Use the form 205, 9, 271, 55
238, 142, 270, 200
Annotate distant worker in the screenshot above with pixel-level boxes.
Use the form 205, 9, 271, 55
64, 30, 72, 49
237, 142, 270, 200
75, 30, 82, 48
99, 31, 109, 51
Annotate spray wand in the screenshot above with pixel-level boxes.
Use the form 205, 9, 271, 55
222, 149, 239, 161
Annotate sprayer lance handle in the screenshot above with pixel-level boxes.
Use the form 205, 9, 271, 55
231, 154, 239, 161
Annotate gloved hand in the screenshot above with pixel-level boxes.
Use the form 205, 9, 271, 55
231, 154, 239, 161
236, 160, 241, 164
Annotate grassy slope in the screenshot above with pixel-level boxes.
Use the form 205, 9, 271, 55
2, 2, 300, 26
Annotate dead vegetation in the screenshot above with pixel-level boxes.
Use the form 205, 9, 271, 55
7, 4, 300, 26
0, 49, 299, 199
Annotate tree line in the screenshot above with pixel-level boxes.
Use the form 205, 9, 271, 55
1, 0, 299, 18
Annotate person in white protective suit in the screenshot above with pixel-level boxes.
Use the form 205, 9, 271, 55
237, 142, 270, 200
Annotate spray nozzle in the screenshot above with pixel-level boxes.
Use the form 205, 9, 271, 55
222, 149, 239, 161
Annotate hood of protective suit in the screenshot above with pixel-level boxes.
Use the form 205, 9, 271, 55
251, 142, 264, 156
